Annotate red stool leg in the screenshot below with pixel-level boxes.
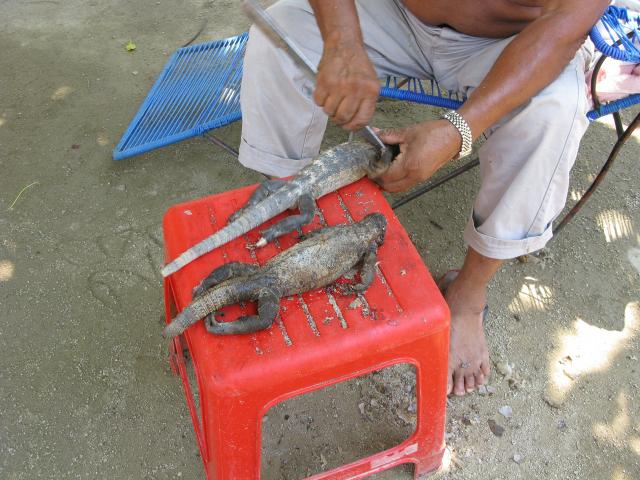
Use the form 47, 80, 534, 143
204, 395, 264, 479
412, 328, 449, 478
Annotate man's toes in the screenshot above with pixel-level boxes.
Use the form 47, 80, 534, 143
447, 374, 454, 395
475, 372, 486, 386
481, 360, 491, 377
453, 370, 466, 396
464, 373, 476, 393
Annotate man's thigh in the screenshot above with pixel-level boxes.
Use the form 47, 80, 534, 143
464, 50, 591, 259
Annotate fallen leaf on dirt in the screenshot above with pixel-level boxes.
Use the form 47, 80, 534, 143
125, 41, 137, 52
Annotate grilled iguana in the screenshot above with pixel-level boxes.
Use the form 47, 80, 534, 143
162, 213, 387, 338
161, 141, 388, 277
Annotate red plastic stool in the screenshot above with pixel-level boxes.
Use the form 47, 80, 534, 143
163, 178, 449, 479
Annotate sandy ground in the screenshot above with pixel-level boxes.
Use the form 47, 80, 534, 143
1, 1, 639, 479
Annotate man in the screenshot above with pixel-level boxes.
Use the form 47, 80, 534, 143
238, 0, 609, 396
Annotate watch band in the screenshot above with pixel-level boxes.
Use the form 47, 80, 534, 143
441, 110, 473, 159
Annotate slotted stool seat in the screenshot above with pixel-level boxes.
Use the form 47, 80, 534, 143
163, 178, 450, 479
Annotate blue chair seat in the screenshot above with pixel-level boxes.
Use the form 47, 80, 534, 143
113, 32, 247, 160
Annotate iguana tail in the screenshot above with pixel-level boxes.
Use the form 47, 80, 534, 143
161, 193, 295, 277
162, 282, 241, 338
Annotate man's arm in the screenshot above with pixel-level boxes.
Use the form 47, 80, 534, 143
458, 0, 609, 138
308, 0, 380, 130
377, 0, 609, 192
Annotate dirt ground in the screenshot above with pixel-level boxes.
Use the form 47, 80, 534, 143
1, 1, 639, 479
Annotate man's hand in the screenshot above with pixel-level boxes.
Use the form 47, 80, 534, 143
313, 42, 379, 131
375, 120, 462, 193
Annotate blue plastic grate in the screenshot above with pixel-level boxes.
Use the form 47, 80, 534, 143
113, 32, 248, 160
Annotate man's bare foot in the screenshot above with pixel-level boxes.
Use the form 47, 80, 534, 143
443, 274, 491, 396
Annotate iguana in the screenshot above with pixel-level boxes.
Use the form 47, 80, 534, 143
162, 213, 387, 338
161, 141, 389, 277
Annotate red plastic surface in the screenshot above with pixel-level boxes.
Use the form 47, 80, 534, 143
163, 178, 449, 479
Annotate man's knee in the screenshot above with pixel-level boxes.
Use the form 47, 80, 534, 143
244, 0, 318, 79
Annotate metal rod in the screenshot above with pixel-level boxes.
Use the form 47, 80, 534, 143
396, 77, 410, 89
203, 132, 239, 158
590, 54, 607, 110
613, 111, 625, 138
391, 156, 480, 209
553, 111, 640, 235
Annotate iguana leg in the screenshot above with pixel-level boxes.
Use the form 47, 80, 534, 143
192, 262, 259, 299
339, 246, 378, 295
296, 225, 333, 242
228, 179, 287, 224
256, 194, 316, 247
205, 288, 280, 335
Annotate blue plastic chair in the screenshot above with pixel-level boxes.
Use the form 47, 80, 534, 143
113, 32, 247, 160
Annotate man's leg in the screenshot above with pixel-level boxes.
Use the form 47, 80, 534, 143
239, 0, 435, 177
443, 249, 500, 396
428, 33, 591, 394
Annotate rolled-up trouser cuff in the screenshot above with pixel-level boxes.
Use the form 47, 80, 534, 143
239, 137, 313, 177
463, 216, 553, 260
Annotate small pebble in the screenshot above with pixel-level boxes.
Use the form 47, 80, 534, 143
370, 399, 379, 408
499, 406, 513, 419
496, 360, 513, 377
513, 453, 524, 464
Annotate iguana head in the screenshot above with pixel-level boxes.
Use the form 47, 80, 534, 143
359, 213, 387, 246
365, 145, 395, 179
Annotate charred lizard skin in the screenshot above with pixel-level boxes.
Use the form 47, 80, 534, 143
162, 213, 387, 338
161, 141, 389, 277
